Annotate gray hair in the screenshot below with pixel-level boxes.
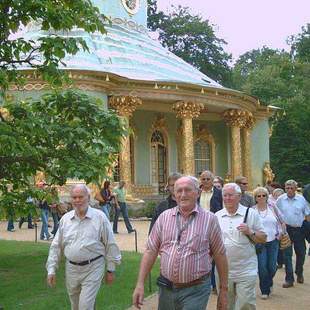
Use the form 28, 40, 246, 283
273, 188, 284, 196
175, 176, 200, 192
253, 186, 269, 202
222, 182, 242, 194
167, 172, 183, 183
70, 184, 91, 197
200, 170, 215, 180
285, 179, 298, 187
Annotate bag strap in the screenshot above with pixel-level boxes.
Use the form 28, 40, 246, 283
243, 206, 250, 223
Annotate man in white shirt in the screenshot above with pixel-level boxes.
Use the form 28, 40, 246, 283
276, 179, 310, 287
216, 183, 266, 310
46, 184, 121, 310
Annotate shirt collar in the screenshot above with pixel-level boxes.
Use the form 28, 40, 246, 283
173, 204, 200, 216
71, 206, 92, 220
221, 204, 245, 217
284, 194, 297, 200
202, 187, 213, 194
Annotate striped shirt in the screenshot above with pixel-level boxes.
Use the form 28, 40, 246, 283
147, 204, 225, 283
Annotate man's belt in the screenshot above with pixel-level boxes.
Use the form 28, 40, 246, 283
173, 274, 209, 289
157, 273, 209, 289
69, 255, 103, 266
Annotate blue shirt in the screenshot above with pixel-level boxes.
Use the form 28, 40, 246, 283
276, 193, 310, 227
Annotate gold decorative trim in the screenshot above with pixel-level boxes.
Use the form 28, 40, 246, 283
173, 101, 204, 119
109, 95, 142, 117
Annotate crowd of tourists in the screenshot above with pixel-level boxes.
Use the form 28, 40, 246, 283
133, 172, 310, 310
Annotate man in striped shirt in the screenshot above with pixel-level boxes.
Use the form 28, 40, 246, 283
133, 176, 228, 310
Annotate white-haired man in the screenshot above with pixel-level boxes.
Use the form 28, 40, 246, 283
133, 176, 228, 310
46, 184, 121, 310
215, 183, 266, 310
276, 179, 310, 287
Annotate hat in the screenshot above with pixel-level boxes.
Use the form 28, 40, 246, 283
303, 184, 310, 203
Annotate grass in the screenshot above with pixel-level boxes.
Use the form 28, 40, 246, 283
0, 240, 159, 310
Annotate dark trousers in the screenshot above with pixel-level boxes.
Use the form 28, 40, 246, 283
19, 213, 33, 228
113, 202, 133, 233
283, 226, 306, 282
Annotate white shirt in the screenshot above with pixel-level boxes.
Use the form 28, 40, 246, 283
46, 206, 121, 275
200, 188, 213, 211
215, 204, 265, 280
254, 207, 279, 242
276, 193, 310, 227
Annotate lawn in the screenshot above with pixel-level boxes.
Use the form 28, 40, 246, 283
0, 240, 159, 309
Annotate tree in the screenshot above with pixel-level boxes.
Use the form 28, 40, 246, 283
231, 26, 310, 184
0, 0, 107, 95
0, 1, 125, 217
147, 2, 232, 86
0, 91, 125, 216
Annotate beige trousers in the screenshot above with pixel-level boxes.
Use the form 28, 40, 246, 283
216, 274, 257, 310
65, 257, 105, 310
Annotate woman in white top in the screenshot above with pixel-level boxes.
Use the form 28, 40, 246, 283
253, 186, 283, 300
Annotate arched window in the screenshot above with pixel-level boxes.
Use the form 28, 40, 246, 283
194, 139, 211, 177
151, 130, 167, 194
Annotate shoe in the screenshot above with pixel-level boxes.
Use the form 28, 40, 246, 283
212, 287, 218, 295
7, 229, 15, 232
282, 282, 294, 288
113, 231, 119, 234
297, 275, 304, 284
28, 225, 34, 229
277, 264, 283, 269
128, 229, 135, 234
18, 222, 22, 229
261, 294, 268, 300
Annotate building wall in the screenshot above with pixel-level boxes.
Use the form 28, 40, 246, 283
251, 119, 270, 187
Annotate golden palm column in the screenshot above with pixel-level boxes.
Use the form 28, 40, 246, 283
242, 112, 255, 189
109, 95, 142, 192
223, 109, 248, 180
173, 101, 203, 175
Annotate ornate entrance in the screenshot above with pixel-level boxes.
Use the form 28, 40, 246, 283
151, 130, 167, 194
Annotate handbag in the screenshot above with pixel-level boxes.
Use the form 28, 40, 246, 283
95, 191, 105, 203
280, 233, 292, 250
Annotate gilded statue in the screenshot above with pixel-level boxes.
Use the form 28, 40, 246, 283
263, 162, 275, 184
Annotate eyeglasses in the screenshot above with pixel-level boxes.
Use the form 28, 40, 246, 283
201, 178, 211, 181
240, 182, 248, 185
256, 194, 267, 198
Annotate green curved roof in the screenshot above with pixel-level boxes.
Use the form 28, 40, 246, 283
24, 21, 224, 89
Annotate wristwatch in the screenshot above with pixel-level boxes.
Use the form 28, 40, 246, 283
251, 231, 256, 237
107, 270, 114, 274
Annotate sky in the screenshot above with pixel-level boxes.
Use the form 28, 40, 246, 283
157, 0, 309, 61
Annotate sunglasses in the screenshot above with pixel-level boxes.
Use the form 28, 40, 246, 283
256, 194, 266, 198
201, 178, 211, 181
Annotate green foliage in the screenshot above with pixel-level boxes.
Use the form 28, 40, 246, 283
0, 90, 125, 215
128, 201, 157, 218
147, 1, 232, 86
0, 240, 159, 309
231, 25, 310, 184
0, 0, 108, 94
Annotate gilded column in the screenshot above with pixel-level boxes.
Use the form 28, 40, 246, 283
109, 95, 142, 192
223, 109, 247, 180
242, 113, 255, 189
173, 101, 203, 175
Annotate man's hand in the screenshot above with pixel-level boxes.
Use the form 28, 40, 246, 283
132, 284, 144, 309
105, 272, 114, 285
237, 223, 251, 235
217, 289, 228, 310
47, 274, 56, 288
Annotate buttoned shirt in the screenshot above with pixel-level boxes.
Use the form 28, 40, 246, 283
276, 193, 310, 227
200, 188, 213, 211
240, 192, 255, 208
46, 206, 121, 275
215, 204, 265, 280
147, 204, 225, 283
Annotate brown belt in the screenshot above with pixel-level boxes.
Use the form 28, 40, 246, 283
173, 274, 209, 289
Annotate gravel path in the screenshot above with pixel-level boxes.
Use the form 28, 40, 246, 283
1, 220, 309, 310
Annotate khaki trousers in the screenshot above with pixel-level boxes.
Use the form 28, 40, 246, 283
65, 257, 105, 310
216, 273, 257, 310
227, 276, 257, 310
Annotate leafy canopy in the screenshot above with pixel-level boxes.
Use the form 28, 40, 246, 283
147, 1, 232, 86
